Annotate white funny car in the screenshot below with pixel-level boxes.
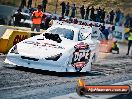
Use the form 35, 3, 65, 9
5, 21, 99, 72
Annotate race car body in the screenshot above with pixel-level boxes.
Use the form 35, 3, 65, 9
5, 21, 99, 72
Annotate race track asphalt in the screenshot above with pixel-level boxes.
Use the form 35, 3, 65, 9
0, 43, 132, 99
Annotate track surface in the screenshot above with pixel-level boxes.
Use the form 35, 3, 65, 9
0, 44, 132, 99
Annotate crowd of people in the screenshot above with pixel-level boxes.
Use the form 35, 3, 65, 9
11, 0, 49, 31
20, 0, 48, 12
19, 0, 132, 28
8, 0, 130, 29
5, 0, 132, 55
60, 1, 132, 28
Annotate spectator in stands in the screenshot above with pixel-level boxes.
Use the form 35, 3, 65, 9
60, 1, 66, 17
80, 5, 85, 19
119, 11, 124, 26
71, 4, 77, 18
12, 9, 26, 27
65, 2, 70, 16
101, 8, 106, 23
42, 0, 48, 12
20, 0, 26, 9
115, 8, 121, 25
96, 7, 102, 22
124, 13, 131, 27
85, 6, 90, 20
105, 15, 110, 24
126, 29, 132, 55
90, 6, 95, 21
109, 10, 115, 24
27, 0, 32, 9
31, 5, 43, 32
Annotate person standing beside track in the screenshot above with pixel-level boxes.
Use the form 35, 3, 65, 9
109, 10, 115, 24
31, 5, 43, 32
71, 4, 77, 18
12, 9, 26, 27
101, 8, 106, 23
90, 6, 95, 21
60, 1, 66, 17
65, 2, 70, 16
27, 0, 32, 9
42, 0, 48, 12
20, 0, 26, 9
80, 5, 85, 19
126, 29, 132, 55
85, 6, 90, 20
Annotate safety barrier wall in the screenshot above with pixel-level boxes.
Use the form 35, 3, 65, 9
0, 29, 42, 54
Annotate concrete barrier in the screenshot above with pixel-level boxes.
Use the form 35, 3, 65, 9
0, 29, 42, 54
0, 25, 44, 38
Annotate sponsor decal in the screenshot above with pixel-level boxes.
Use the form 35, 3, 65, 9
13, 35, 28, 45
25, 41, 64, 49
72, 42, 91, 69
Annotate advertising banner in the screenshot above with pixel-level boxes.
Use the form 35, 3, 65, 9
113, 26, 125, 42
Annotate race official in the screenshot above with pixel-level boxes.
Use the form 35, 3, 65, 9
126, 29, 132, 55
31, 5, 43, 32
111, 40, 119, 54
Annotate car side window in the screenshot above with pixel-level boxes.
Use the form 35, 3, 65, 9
49, 27, 74, 40
78, 29, 90, 41
78, 32, 83, 41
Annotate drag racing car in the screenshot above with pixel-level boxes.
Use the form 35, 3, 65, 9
5, 21, 99, 72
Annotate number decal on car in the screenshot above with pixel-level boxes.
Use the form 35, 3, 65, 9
73, 50, 90, 62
